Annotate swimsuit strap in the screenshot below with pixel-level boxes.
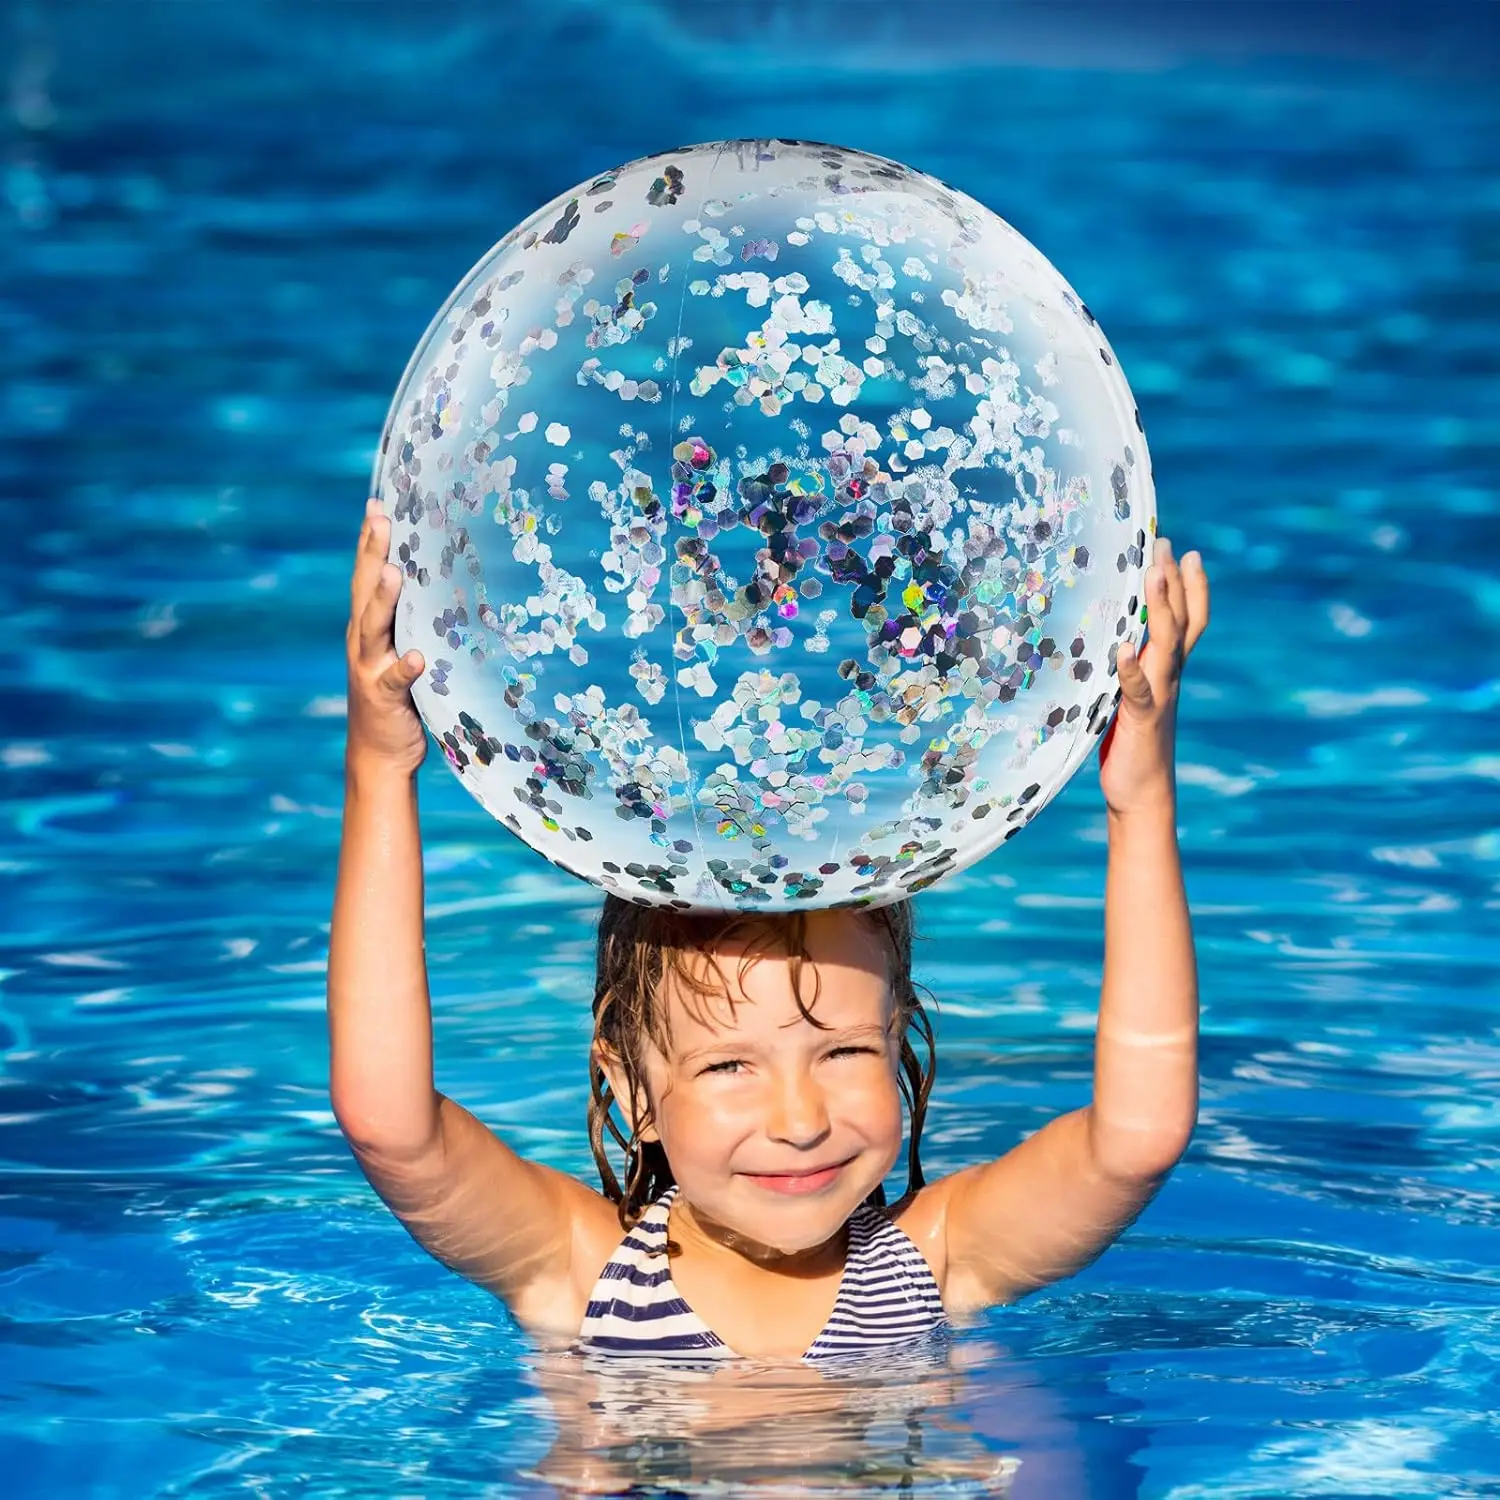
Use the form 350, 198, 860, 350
578, 1187, 946, 1362
803, 1201, 947, 1362
577, 1187, 731, 1359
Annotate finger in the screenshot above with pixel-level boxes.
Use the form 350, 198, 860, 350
1156, 535, 1188, 632
350, 503, 390, 616
1115, 638, 1154, 711
1142, 562, 1183, 680
350, 498, 378, 573
378, 649, 425, 695
1179, 551, 1211, 657
357, 561, 402, 664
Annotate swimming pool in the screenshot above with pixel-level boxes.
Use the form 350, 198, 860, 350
2, 3, 1497, 1494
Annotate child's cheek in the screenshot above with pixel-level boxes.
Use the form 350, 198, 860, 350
871, 1067, 909, 1149
873, 1075, 907, 1144
661, 1078, 755, 1148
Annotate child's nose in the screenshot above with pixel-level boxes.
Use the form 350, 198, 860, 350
767, 1071, 831, 1148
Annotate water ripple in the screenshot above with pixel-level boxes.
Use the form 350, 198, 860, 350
2, 4, 1498, 1496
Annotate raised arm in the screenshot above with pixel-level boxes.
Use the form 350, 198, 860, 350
328, 501, 612, 1330
909, 537, 1211, 1312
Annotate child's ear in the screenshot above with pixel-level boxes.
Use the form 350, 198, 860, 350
593, 1044, 660, 1144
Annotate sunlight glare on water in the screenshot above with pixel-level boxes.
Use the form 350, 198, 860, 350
1, 1, 1498, 1495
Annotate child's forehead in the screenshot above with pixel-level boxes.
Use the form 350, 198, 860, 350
659, 914, 894, 1034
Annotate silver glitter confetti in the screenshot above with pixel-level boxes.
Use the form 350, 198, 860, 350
374, 140, 1154, 911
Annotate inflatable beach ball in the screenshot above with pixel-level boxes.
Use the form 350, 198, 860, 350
373, 140, 1154, 910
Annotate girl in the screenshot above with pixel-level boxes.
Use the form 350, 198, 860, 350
329, 498, 1209, 1363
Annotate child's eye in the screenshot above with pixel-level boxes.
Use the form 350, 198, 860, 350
700, 1059, 744, 1076
827, 1045, 878, 1061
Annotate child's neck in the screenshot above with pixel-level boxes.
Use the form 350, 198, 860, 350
669, 1194, 848, 1279
666, 1193, 851, 1359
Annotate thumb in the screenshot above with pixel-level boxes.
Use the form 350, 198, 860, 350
1115, 640, 1153, 711
382, 649, 426, 693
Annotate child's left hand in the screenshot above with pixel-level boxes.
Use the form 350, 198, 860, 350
1097, 535, 1210, 817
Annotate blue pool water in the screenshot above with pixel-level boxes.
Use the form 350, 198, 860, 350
2, 3, 1498, 1495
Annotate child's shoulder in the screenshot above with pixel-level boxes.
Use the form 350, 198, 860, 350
489, 1168, 624, 1336
888, 1164, 1024, 1311
558, 1171, 630, 1278
888, 1174, 960, 1285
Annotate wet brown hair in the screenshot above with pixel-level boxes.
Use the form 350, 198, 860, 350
588, 895, 935, 1231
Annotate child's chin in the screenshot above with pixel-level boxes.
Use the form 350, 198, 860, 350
729, 1178, 875, 1246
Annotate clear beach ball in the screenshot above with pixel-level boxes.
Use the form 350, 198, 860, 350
373, 139, 1154, 910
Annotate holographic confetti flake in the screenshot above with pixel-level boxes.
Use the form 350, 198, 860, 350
375, 140, 1154, 910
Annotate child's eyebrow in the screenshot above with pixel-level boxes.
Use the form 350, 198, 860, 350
820, 1023, 890, 1043
678, 1022, 889, 1049
675, 1041, 751, 1067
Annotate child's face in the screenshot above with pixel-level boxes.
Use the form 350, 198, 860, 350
638, 912, 905, 1256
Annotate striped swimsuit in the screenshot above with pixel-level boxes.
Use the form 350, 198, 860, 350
578, 1186, 947, 1362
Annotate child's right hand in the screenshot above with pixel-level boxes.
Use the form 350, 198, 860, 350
345, 498, 428, 776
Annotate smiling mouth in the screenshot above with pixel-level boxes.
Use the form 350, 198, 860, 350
742, 1160, 853, 1196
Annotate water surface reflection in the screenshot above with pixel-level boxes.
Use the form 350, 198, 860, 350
520, 1338, 1134, 1497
